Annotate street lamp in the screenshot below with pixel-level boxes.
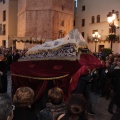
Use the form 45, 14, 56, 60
107, 10, 119, 49
92, 32, 101, 52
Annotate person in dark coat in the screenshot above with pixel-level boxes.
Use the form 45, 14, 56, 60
12, 49, 20, 63
111, 61, 120, 120
0, 54, 7, 93
13, 87, 38, 120
72, 70, 94, 114
100, 61, 112, 99
5, 49, 12, 71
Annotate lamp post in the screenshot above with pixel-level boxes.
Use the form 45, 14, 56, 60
92, 32, 101, 52
107, 10, 119, 50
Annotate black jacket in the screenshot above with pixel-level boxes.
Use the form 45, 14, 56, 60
113, 68, 120, 108
13, 107, 38, 120
0, 61, 7, 93
39, 103, 66, 120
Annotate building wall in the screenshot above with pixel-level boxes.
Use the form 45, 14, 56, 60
17, 0, 74, 41
75, 0, 120, 53
8, 0, 18, 47
0, 0, 18, 48
0, 0, 9, 47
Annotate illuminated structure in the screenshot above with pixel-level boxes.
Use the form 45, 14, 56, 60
107, 10, 119, 49
92, 32, 101, 52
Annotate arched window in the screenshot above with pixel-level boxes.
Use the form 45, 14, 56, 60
91, 16, 95, 23
61, 21, 64, 26
97, 15, 100, 23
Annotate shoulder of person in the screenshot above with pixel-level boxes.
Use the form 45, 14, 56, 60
57, 114, 65, 120
39, 109, 52, 120
85, 112, 95, 120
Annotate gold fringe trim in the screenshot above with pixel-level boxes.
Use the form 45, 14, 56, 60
18, 57, 79, 62
11, 74, 69, 80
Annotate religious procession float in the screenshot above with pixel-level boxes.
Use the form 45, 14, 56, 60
10, 29, 103, 102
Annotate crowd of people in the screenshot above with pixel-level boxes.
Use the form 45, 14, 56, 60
0, 46, 27, 93
0, 46, 120, 120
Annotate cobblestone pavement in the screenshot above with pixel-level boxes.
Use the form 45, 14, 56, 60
7, 72, 113, 120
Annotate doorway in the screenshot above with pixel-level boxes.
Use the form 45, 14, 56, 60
2, 40, 6, 47
98, 45, 104, 52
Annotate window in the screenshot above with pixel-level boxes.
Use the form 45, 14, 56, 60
61, 21, 64, 26
97, 15, 100, 23
2, 24, 6, 35
93, 30, 98, 34
109, 28, 116, 34
58, 30, 64, 38
3, 10, 6, 21
3, 0, 6, 4
2, 40, 6, 47
62, 6, 64, 10
82, 32, 84, 38
91, 16, 95, 23
82, 19, 85, 27
82, 5, 85, 11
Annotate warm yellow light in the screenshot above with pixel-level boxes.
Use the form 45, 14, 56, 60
107, 10, 119, 28
92, 32, 101, 39
107, 17, 113, 23
114, 19, 119, 27
92, 34, 95, 37
98, 34, 101, 38
112, 13, 116, 20
95, 32, 98, 35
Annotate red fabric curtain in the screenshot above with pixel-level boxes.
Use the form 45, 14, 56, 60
10, 60, 80, 102
10, 54, 104, 102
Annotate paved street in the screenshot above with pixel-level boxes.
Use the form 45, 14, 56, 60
91, 92, 112, 120
7, 71, 113, 120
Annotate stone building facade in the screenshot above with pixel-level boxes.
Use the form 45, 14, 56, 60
18, 0, 74, 40
0, 0, 18, 48
75, 0, 120, 53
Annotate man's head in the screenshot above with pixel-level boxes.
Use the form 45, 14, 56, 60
0, 54, 5, 61
48, 87, 64, 105
0, 93, 13, 120
13, 87, 34, 107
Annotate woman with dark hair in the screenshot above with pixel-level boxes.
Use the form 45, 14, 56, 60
58, 94, 94, 120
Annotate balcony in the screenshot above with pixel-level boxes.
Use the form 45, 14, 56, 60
87, 35, 119, 43
106, 33, 119, 41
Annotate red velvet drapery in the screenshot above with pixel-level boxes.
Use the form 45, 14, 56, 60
10, 53, 104, 102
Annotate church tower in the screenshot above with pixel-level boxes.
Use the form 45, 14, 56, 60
17, 0, 74, 40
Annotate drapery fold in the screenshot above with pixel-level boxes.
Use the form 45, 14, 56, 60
10, 53, 104, 102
